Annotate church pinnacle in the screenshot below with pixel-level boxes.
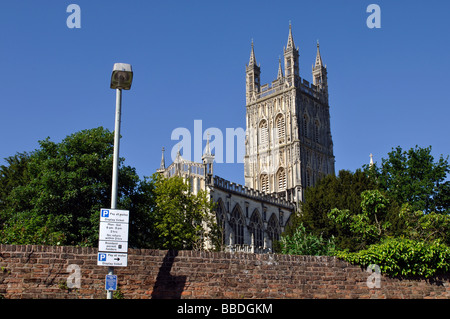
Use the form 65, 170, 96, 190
246, 39, 261, 103
277, 57, 283, 80
202, 132, 214, 178
249, 40, 257, 66
157, 147, 166, 173
286, 22, 295, 50
204, 132, 212, 156
314, 40, 323, 68
312, 40, 328, 97
283, 23, 299, 83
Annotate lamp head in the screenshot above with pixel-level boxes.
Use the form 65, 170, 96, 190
110, 63, 133, 90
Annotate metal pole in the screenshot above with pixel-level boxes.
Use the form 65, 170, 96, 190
107, 88, 122, 299
111, 88, 122, 210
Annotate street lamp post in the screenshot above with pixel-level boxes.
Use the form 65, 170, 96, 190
111, 88, 122, 210
108, 63, 133, 299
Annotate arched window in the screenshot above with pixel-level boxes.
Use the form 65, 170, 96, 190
215, 199, 226, 245
303, 114, 309, 138
249, 210, 263, 248
275, 114, 285, 143
259, 120, 268, 145
277, 167, 286, 191
267, 214, 280, 243
306, 169, 311, 187
260, 174, 269, 193
315, 120, 320, 143
230, 205, 245, 245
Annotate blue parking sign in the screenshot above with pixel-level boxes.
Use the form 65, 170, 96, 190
105, 275, 117, 291
98, 253, 107, 261
101, 209, 109, 218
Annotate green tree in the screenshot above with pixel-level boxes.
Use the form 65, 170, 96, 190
0, 127, 153, 247
151, 173, 218, 250
328, 190, 392, 250
0, 152, 31, 210
367, 145, 450, 214
396, 203, 450, 245
291, 169, 377, 250
283, 145, 450, 277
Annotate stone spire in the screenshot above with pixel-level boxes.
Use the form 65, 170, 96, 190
157, 147, 166, 174
202, 132, 215, 181
314, 40, 323, 68
283, 22, 299, 83
277, 57, 283, 80
286, 22, 295, 50
312, 40, 328, 98
204, 132, 211, 156
249, 40, 257, 66
160, 147, 165, 169
246, 39, 261, 103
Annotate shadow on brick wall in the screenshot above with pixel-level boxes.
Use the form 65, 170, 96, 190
151, 250, 186, 299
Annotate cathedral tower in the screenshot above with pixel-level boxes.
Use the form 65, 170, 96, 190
244, 25, 335, 204
245, 41, 261, 104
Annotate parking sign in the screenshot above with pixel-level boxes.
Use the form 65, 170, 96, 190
105, 275, 117, 291
98, 253, 107, 262
98, 208, 129, 267
101, 209, 110, 218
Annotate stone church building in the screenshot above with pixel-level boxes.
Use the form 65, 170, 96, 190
157, 25, 335, 252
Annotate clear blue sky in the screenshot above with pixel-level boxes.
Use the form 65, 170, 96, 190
1, 1, 449, 186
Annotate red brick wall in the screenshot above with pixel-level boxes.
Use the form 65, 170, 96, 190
0, 245, 448, 299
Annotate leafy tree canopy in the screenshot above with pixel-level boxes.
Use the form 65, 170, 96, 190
0, 127, 218, 251
366, 145, 449, 214
150, 173, 219, 250
282, 145, 450, 277
288, 168, 378, 250
0, 127, 153, 247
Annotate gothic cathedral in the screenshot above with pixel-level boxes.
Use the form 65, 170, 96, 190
158, 24, 336, 251
244, 24, 335, 204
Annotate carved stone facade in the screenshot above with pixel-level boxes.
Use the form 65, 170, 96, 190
157, 25, 335, 252
244, 25, 335, 203
157, 145, 295, 252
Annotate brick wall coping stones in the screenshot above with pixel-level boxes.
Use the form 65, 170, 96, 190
0, 244, 449, 299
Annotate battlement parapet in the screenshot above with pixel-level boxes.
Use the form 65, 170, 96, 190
213, 175, 296, 210
253, 76, 326, 102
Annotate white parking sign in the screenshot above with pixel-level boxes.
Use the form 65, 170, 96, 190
98, 208, 129, 267
97, 252, 128, 267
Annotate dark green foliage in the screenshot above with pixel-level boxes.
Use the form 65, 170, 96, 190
0, 127, 153, 247
279, 223, 335, 256
367, 145, 449, 214
336, 238, 450, 278
290, 169, 377, 251
282, 145, 450, 278
0, 152, 31, 210
0, 127, 218, 250
328, 189, 392, 250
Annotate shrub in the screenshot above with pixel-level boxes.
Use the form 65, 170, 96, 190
279, 223, 335, 256
335, 238, 450, 278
